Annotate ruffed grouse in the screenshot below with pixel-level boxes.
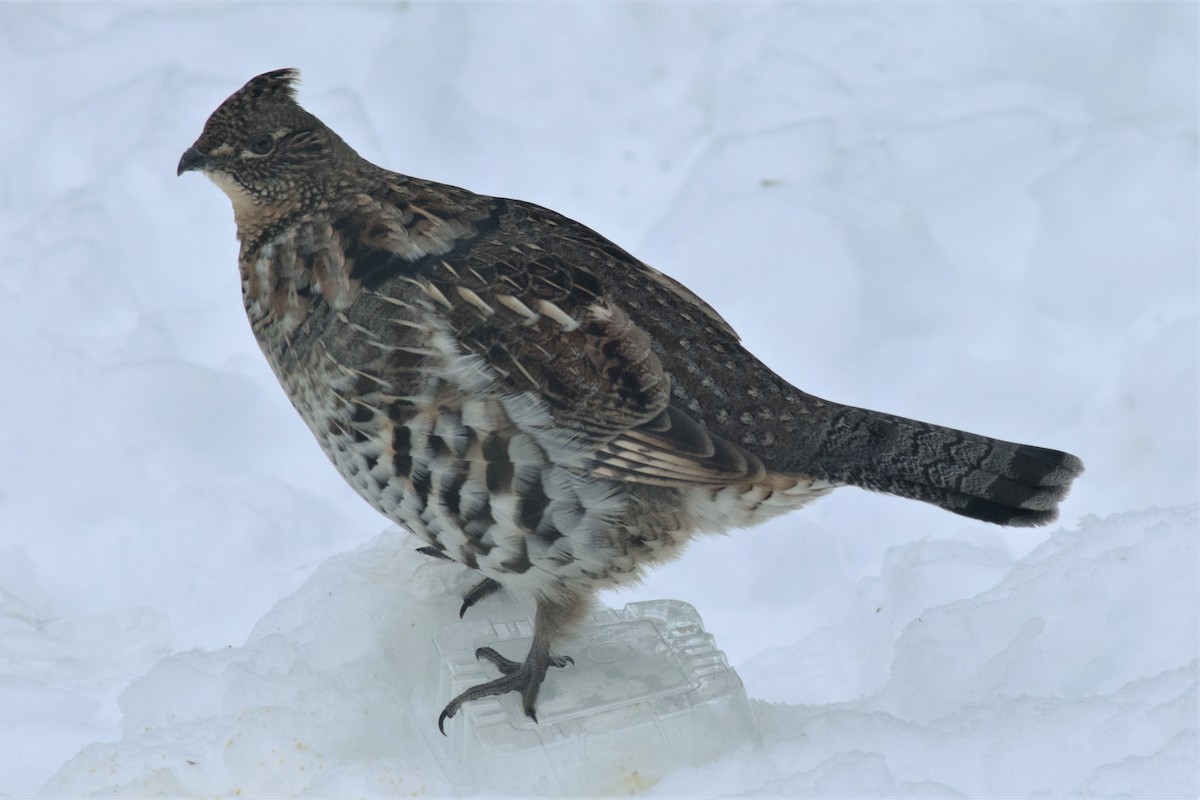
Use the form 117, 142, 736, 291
178, 69, 1083, 731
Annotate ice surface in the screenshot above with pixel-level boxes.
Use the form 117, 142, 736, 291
0, 2, 1195, 796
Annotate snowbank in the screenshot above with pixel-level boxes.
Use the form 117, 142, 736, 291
40, 508, 1196, 796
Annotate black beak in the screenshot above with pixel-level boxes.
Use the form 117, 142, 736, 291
177, 146, 208, 176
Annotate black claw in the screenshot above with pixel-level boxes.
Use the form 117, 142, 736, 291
437, 707, 453, 736
459, 577, 501, 618
417, 545, 451, 561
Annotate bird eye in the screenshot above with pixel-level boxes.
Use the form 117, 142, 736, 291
249, 134, 275, 155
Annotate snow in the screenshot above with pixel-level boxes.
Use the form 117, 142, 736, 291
1, 3, 1195, 796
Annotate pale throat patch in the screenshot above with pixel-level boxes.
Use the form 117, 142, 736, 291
205, 170, 258, 218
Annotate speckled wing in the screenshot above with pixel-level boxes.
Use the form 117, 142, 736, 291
340, 182, 768, 487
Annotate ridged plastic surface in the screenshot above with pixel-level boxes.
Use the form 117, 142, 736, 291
418, 599, 758, 793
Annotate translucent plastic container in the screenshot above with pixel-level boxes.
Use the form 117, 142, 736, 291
417, 599, 759, 793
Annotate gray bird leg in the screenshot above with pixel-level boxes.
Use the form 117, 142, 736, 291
438, 597, 580, 733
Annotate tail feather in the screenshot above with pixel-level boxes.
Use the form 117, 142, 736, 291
793, 404, 1083, 527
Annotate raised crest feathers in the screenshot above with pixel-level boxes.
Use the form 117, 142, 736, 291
243, 67, 301, 101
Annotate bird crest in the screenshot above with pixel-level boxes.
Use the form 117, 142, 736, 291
240, 68, 301, 104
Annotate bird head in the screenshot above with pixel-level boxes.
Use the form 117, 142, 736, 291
178, 69, 360, 232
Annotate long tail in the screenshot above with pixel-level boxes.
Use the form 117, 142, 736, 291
789, 403, 1084, 527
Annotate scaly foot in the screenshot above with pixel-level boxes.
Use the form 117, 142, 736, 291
438, 639, 573, 734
